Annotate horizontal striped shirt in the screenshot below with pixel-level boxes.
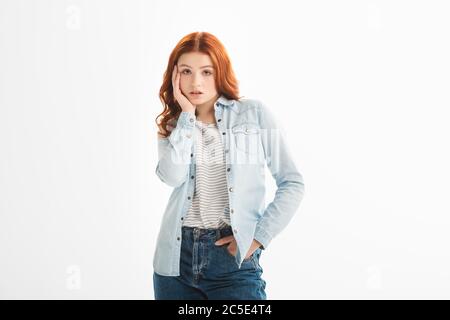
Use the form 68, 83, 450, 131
182, 119, 231, 229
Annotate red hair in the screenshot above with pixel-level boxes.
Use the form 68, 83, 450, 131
155, 31, 242, 138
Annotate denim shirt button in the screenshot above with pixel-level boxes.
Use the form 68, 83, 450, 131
229, 187, 233, 192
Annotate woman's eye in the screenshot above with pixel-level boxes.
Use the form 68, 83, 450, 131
181, 69, 213, 75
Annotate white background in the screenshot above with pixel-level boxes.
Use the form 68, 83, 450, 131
1, 0, 449, 299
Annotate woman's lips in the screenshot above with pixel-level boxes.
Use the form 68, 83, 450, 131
190, 92, 203, 97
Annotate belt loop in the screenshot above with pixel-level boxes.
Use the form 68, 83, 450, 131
216, 228, 221, 240
219, 227, 227, 239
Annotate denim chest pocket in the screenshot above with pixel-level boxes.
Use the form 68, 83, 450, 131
231, 123, 262, 155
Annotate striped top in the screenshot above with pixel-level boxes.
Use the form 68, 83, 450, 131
182, 119, 231, 229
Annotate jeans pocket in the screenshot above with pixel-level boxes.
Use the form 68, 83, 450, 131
222, 245, 258, 270
221, 245, 236, 259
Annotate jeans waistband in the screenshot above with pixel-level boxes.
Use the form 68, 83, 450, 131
182, 225, 233, 241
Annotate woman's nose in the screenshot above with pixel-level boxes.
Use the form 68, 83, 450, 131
192, 73, 202, 86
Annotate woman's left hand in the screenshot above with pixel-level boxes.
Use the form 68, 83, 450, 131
215, 236, 262, 260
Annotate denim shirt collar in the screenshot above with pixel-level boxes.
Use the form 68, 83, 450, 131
215, 94, 239, 113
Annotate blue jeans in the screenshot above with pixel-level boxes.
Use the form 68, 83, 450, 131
153, 225, 267, 300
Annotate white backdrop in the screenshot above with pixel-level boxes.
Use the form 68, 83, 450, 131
1, 0, 449, 299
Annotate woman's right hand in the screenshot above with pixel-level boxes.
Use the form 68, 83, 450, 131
172, 65, 196, 113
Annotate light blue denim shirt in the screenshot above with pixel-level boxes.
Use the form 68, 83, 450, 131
153, 94, 305, 276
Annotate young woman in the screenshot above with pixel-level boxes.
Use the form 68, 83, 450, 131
153, 31, 305, 300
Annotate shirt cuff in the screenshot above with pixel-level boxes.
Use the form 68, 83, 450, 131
177, 111, 196, 128
254, 226, 272, 250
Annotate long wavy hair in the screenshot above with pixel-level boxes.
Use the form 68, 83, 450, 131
156, 31, 242, 138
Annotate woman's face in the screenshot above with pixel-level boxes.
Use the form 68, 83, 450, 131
177, 52, 219, 108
